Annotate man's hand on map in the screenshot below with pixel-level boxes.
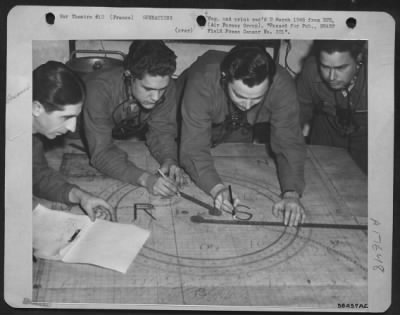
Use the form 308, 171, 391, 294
272, 191, 305, 227
68, 187, 116, 222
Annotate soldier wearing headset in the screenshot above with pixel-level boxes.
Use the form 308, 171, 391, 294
297, 40, 367, 174
82, 40, 184, 197
177, 42, 307, 227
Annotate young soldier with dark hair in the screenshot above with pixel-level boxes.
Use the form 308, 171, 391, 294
177, 43, 306, 227
82, 40, 184, 197
32, 61, 114, 221
297, 40, 367, 173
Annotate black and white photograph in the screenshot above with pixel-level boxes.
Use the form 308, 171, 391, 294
4, 6, 395, 312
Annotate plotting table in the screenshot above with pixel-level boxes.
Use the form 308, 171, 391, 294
33, 141, 368, 308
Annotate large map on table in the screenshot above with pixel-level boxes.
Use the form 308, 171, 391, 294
33, 142, 368, 308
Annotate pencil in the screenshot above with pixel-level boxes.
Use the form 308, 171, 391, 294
68, 229, 81, 242
157, 168, 168, 179
228, 185, 236, 217
157, 169, 181, 196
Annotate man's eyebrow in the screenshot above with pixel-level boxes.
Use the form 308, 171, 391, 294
320, 62, 350, 69
142, 84, 168, 90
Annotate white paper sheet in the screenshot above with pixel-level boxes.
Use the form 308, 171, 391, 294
32, 204, 91, 260
33, 204, 150, 273
61, 217, 150, 273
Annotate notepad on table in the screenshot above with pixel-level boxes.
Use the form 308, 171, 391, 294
33, 204, 150, 273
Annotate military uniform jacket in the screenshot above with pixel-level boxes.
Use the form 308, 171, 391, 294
33, 134, 77, 205
296, 55, 367, 128
83, 66, 178, 185
177, 50, 306, 195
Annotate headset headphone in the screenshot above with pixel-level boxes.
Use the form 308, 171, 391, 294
356, 60, 363, 72
111, 69, 147, 140
331, 52, 366, 137
112, 66, 168, 140
123, 69, 135, 101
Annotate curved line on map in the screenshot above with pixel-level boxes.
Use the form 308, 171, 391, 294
141, 225, 288, 261
137, 227, 302, 273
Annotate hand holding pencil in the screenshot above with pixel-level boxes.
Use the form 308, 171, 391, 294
210, 183, 240, 214
159, 159, 187, 187
156, 168, 181, 197
138, 170, 179, 197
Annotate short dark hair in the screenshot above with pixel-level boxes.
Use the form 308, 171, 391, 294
123, 40, 177, 79
33, 61, 85, 113
220, 42, 276, 88
313, 40, 366, 60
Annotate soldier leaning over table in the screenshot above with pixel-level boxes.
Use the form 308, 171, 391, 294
177, 42, 307, 227
32, 61, 115, 221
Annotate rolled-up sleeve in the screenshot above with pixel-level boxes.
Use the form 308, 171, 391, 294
269, 69, 306, 195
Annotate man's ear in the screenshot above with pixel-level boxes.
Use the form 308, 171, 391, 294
32, 101, 44, 117
356, 53, 364, 66
219, 71, 227, 85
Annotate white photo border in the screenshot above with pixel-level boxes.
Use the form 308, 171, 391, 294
5, 6, 395, 312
